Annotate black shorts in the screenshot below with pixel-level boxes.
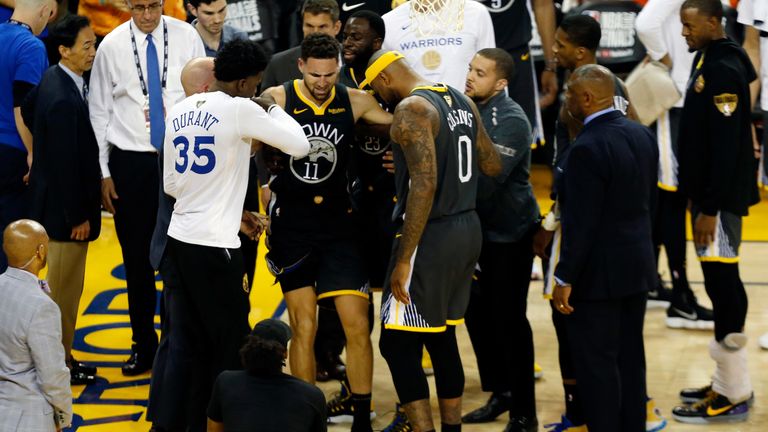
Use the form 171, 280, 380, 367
355, 185, 397, 288
266, 229, 369, 300
380, 211, 482, 332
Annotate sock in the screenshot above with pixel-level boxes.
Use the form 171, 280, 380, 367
441, 423, 461, 432
350, 393, 372, 432
710, 335, 752, 403
563, 383, 584, 425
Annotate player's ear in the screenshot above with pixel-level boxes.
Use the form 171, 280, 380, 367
298, 58, 305, 74
372, 37, 383, 51
494, 78, 508, 93
186, 3, 197, 17
333, 20, 342, 36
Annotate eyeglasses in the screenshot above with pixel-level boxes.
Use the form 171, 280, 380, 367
130, 2, 162, 13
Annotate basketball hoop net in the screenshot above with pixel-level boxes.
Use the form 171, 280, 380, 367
409, 0, 465, 38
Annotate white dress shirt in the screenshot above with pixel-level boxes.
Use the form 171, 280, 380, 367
89, 16, 206, 178
634, 0, 695, 109
382, 0, 496, 90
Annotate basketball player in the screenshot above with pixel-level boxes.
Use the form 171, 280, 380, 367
533, 15, 667, 432
261, 33, 392, 432
162, 39, 310, 431
364, 49, 501, 432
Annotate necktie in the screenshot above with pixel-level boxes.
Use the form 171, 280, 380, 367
146, 34, 164, 150
82, 82, 88, 102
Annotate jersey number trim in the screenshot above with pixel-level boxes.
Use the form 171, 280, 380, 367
174, 135, 216, 174
458, 135, 473, 183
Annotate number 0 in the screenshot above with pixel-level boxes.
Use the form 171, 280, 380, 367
458, 135, 472, 183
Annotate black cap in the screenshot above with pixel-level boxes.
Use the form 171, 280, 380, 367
250, 319, 292, 347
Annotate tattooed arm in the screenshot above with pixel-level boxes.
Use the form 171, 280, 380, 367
388, 96, 439, 304
466, 96, 502, 177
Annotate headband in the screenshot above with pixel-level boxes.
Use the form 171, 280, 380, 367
360, 51, 405, 88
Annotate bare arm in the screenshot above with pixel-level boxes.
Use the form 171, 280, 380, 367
350, 89, 393, 125
207, 419, 225, 432
532, 0, 558, 108
260, 85, 287, 109
466, 97, 502, 177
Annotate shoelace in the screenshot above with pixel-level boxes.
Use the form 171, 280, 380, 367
691, 391, 718, 410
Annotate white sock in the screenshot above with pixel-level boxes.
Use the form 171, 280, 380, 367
709, 333, 752, 403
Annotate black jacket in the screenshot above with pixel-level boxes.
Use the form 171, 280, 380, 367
554, 111, 657, 301
22, 65, 101, 242
678, 37, 759, 216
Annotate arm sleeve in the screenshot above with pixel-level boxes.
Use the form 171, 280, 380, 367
27, 302, 72, 428
553, 143, 607, 285
635, 0, 681, 61
206, 375, 224, 422
699, 69, 745, 215
237, 101, 310, 158
88, 46, 115, 178
13, 81, 36, 108
48, 100, 88, 226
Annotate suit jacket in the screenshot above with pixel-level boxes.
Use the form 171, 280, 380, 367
554, 110, 658, 301
0, 268, 72, 431
260, 45, 301, 91
22, 65, 102, 242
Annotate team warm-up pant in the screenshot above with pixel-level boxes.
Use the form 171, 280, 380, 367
109, 147, 160, 355
702, 263, 748, 341
464, 231, 536, 418
653, 188, 693, 303
165, 238, 251, 431
566, 292, 647, 432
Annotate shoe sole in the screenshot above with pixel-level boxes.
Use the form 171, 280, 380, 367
680, 395, 755, 407
327, 412, 377, 424
665, 317, 715, 330
672, 412, 748, 424
647, 299, 671, 309
646, 419, 667, 432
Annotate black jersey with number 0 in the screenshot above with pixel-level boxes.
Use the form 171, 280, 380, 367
269, 80, 356, 208
392, 84, 479, 221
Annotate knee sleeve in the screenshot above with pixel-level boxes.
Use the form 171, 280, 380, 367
379, 328, 430, 403
424, 327, 464, 399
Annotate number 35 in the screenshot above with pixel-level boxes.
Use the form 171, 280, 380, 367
174, 135, 216, 174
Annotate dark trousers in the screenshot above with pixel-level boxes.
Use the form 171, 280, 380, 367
465, 233, 536, 418
166, 238, 251, 431
550, 300, 575, 380
109, 148, 160, 354
701, 262, 748, 341
0, 145, 29, 272
653, 188, 692, 302
239, 232, 258, 290
566, 292, 647, 432
146, 253, 193, 430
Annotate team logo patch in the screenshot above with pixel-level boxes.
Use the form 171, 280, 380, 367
290, 137, 338, 184
694, 75, 705, 93
196, 100, 206, 108
714, 93, 738, 117
443, 95, 453, 107
422, 50, 441, 70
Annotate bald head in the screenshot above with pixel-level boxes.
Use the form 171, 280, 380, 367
11, 0, 57, 35
181, 57, 215, 97
564, 64, 616, 122
3, 220, 48, 272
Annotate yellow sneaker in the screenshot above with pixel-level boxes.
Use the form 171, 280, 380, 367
646, 398, 667, 431
422, 348, 433, 376
534, 362, 543, 380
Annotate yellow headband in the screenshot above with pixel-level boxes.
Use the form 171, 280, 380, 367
360, 51, 405, 88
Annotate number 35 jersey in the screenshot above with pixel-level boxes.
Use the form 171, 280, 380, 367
268, 80, 356, 230
164, 91, 309, 249
393, 84, 479, 221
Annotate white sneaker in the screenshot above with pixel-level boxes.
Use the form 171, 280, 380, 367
759, 333, 768, 350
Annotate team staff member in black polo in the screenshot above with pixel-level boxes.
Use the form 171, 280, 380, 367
671, 0, 759, 424
461, 48, 540, 432
553, 64, 657, 432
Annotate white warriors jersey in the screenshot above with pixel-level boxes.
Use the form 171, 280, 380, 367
164, 91, 309, 248
382, 0, 496, 90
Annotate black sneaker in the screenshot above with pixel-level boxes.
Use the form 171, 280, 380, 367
647, 278, 673, 309
666, 297, 714, 330
680, 384, 755, 407
672, 391, 749, 423
326, 380, 376, 424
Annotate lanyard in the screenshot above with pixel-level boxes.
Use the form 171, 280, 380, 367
7, 19, 32, 32
129, 19, 168, 96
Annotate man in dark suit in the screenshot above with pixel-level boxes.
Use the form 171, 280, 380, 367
21, 14, 102, 385
552, 64, 658, 432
